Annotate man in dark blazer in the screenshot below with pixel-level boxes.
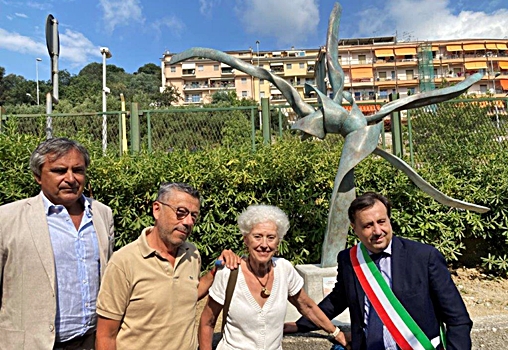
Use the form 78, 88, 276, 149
0, 138, 114, 350
285, 192, 472, 350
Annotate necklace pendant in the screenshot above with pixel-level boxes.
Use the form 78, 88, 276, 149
261, 287, 271, 297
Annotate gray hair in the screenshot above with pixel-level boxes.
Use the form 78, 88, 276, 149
237, 205, 290, 240
30, 138, 90, 178
157, 182, 201, 203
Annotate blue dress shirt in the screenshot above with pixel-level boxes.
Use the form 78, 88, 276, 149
43, 193, 100, 342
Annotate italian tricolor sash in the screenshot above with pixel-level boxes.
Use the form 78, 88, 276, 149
350, 243, 438, 350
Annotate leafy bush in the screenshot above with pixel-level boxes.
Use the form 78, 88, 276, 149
1, 130, 507, 276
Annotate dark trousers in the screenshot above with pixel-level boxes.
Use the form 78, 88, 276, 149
53, 331, 96, 350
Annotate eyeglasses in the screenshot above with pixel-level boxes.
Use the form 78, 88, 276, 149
157, 200, 199, 223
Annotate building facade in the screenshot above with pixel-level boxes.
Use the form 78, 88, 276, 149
160, 37, 508, 106
326, 36, 508, 103
160, 48, 319, 105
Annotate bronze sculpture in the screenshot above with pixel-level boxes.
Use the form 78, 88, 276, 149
170, 2, 489, 267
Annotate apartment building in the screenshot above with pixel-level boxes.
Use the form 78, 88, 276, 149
160, 37, 508, 106
160, 48, 319, 105
326, 36, 508, 102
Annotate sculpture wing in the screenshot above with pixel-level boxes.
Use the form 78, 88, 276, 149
366, 71, 484, 123
373, 147, 489, 213
325, 3, 345, 103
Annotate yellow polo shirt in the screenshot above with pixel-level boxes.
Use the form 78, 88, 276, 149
97, 227, 201, 350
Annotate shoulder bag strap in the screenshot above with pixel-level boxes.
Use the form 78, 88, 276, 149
221, 268, 239, 333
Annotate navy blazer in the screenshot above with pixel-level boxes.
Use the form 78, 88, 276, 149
296, 236, 472, 350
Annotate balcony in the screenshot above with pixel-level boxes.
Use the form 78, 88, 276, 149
221, 68, 234, 75
182, 69, 195, 76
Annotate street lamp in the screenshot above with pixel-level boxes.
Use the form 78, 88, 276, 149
100, 47, 112, 153
256, 40, 260, 102
36, 58, 42, 105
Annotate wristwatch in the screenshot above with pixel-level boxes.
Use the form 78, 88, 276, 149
329, 326, 341, 338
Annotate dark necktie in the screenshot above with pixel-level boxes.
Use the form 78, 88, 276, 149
366, 252, 386, 350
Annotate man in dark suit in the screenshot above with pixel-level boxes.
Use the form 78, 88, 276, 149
285, 192, 472, 350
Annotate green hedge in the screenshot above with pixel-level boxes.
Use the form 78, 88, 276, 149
1, 132, 507, 275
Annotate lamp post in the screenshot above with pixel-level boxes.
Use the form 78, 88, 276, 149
100, 47, 112, 153
256, 40, 260, 101
35, 58, 42, 105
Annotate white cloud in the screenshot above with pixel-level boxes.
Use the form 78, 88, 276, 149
59, 29, 102, 68
152, 16, 185, 39
26, 1, 52, 11
355, 0, 508, 40
199, 0, 222, 17
99, 0, 144, 34
0, 27, 100, 69
6, 15, 13, 20
235, 0, 320, 47
0, 28, 46, 55
15, 12, 28, 18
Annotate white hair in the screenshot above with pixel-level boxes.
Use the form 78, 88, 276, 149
237, 205, 290, 240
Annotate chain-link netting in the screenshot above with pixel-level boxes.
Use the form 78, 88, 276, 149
406, 98, 508, 168
140, 107, 255, 152
1, 112, 123, 153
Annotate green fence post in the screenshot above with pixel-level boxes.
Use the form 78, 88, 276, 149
118, 112, 123, 155
251, 106, 256, 152
389, 93, 403, 157
278, 108, 283, 138
261, 97, 270, 145
0, 106, 5, 134
130, 102, 140, 153
407, 109, 414, 167
147, 111, 152, 152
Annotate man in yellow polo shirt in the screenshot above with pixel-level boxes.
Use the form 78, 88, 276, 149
95, 182, 240, 350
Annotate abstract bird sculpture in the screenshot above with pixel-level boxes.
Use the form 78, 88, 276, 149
170, 2, 489, 267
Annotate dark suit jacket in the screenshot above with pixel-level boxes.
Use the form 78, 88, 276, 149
296, 236, 472, 350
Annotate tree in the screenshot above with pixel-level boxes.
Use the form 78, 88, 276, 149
137, 63, 161, 79
157, 84, 181, 107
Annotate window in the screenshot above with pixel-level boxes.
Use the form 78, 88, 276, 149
358, 55, 366, 64
192, 94, 200, 102
405, 70, 414, 80
213, 65, 219, 71
391, 71, 396, 80
170, 66, 176, 73
242, 91, 248, 97
378, 71, 387, 80
260, 79, 265, 84
480, 85, 488, 93
198, 65, 204, 71
299, 62, 305, 69
286, 63, 292, 69
260, 92, 265, 98
241, 77, 247, 84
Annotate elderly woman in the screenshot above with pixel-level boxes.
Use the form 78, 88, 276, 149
199, 205, 347, 350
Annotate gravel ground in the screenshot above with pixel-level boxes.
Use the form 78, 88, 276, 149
280, 315, 508, 349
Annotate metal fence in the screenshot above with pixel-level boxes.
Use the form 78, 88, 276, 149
0, 110, 124, 153
2, 99, 507, 164
404, 98, 508, 167
138, 106, 258, 152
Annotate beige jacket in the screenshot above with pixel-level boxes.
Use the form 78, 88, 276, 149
0, 194, 114, 350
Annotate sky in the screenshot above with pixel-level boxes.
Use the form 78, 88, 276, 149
1, 0, 508, 81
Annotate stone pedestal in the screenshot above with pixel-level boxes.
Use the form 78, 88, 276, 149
285, 264, 350, 326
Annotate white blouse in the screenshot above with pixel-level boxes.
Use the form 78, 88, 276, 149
209, 258, 304, 350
